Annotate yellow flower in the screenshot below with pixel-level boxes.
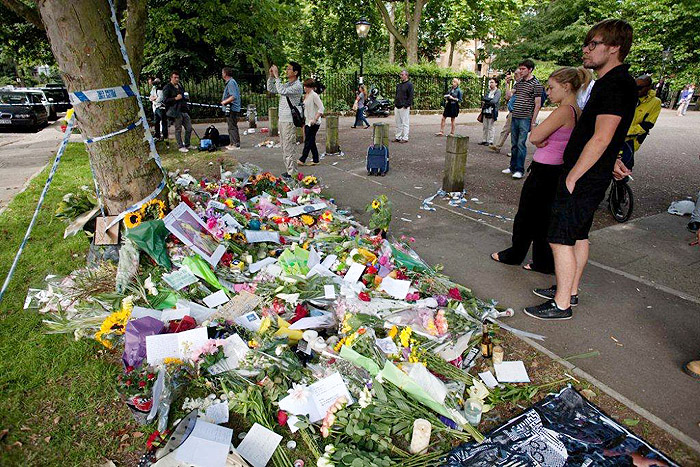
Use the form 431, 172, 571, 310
248, 339, 260, 348
334, 337, 346, 352
320, 210, 333, 222
223, 232, 231, 240
124, 212, 142, 229
93, 304, 132, 348
388, 325, 398, 339
302, 175, 317, 186
371, 199, 380, 209
163, 357, 183, 366
258, 317, 272, 334
399, 327, 412, 348
341, 313, 353, 334
300, 214, 315, 226
224, 198, 234, 208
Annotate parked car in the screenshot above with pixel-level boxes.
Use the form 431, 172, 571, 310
40, 84, 71, 113
0, 90, 50, 131
12, 87, 56, 120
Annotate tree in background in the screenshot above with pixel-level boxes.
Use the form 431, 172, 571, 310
374, 0, 429, 64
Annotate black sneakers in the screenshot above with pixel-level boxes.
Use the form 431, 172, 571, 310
523, 300, 573, 320
533, 285, 578, 307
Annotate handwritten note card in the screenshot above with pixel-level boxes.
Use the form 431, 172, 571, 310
236, 423, 282, 467
175, 419, 233, 467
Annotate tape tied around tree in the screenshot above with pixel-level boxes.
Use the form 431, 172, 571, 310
84, 119, 143, 144
68, 84, 137, 105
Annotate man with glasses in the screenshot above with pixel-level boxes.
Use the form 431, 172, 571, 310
525, 19, 637, 320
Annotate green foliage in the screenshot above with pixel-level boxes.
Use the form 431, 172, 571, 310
492, 0, 700, 91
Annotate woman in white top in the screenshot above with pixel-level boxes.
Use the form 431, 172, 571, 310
298, 78, 325, 166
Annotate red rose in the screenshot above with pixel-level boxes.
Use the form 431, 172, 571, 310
125, 366, 134, 373
448, 287, 462, 301
125, 380, 132, 387
277, 410, 289, 426
146, 430, 160, 450
138, 380, 147, 388
289, 304, 309, 324
367, 265, 378, 275
147, 373, 155, 380
358, 292, 371, 302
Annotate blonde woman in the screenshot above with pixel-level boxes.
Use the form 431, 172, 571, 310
352, 85, 371, 128
436, 78, 463, 136
492, 67, 591, 274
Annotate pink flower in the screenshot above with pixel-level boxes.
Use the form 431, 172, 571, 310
435, 309, 448, 335
378, 255, 389, 266
405, 292, 420, 302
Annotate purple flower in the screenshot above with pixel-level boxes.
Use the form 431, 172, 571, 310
438, 415, 457, 429
435, 295, 448, 307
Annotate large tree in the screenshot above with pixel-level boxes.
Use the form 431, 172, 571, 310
374, 0, 429, 64
3, 0, 162, 216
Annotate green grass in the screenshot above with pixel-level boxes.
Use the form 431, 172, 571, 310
0, 143, 138, 466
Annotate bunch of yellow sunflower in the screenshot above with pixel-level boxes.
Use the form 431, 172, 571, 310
140, 199, 167, 220
124, 211, 142, 229
94, 297, 134, 349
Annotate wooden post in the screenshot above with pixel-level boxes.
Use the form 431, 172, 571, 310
269, 106, 278, 136
373, 122, 389, 147
442, 135, 469, 193
325, 115, 339, 154
247, 104, 257, 128
296, 126, 304, 143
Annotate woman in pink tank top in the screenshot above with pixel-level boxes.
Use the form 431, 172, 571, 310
492, 67, 590, 273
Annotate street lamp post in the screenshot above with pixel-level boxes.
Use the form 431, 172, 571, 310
355, 18, 371, 85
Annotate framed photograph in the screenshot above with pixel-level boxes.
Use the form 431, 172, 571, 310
163, 202, 226, 267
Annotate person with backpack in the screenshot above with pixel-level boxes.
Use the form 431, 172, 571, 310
221, 67, 241, 150
162, 71, 193, 153
267, 62, 304, 178
148, 77, 166, 142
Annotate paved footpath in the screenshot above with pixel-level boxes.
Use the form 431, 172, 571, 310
195, 112, 700, 452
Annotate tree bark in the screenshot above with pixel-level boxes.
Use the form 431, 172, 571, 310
388, 3, 395, 64
1, 0, 44, 30
448, 40, 455, 68
36, 0, 162, 216
124, 0, 147, 81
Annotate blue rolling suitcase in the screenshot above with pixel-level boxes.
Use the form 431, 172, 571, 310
366, 145, 389, 176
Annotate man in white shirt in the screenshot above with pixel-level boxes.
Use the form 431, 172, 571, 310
267, 62, 304, 178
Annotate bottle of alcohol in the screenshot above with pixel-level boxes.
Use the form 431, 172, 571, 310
480, 323, 492, 358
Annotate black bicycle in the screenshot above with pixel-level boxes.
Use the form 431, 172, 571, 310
608, 177, 634, 222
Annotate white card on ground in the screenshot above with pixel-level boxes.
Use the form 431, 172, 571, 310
147, 327, 210, 364
278, 197, 295, 205
375, 337, 398, 355
285, 188, 303, 199
279, 372, 353, 423
479, 370, 499, 389
320, 254, 337, 269
306, 263, 334, 278
131, 306, 162, 320
236, 423, 282, 467
285, 202, 326, 217
343, 262, 365, 284
249, 256, 277, 273
288, 313, 334, 330
203, 289, 229, 308
494, 361, 531, 383
234, 311, 262, 332
324, 285, 336, 300
208, 200, 228, 211
204, 402, 230, 425
162, 266, 198, 290
307, 247, 321, 269
175, 419, 233, 467
244, 230, 280, 244
161, 307, 189, 322
379, 276, 411, 300
265, 263, 283, 277
436, 331, 474, 362
287, 415, 301, 433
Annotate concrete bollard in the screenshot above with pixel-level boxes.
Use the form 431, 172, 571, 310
372, 122, 389, 147
269, 106, 278, 136
325, 115, 340, 153
296, 126, 304, 144
442, 135, 469, 193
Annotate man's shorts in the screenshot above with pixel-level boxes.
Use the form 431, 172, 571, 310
547, 175, 610, 246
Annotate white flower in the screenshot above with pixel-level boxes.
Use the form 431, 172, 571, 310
144, 275, 158, 296
324, 444, 335, 453
467, 379, 490, 402
287, 383, 309, 403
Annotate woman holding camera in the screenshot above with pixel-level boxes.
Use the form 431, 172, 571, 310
436, 78, 463, 136
479, 78, 501, 145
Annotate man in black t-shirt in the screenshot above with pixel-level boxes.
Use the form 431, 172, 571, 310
524, 19, 637, 321
162, 71, 193, 153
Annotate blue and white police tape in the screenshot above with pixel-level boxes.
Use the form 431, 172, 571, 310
84, 119, 143, 144
420, 190, 513, 221
69, 84, 137, 105
0, 114, 76, 305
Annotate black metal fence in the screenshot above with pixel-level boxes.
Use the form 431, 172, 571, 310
140, 72, 493, 120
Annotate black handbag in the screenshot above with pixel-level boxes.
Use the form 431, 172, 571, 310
166, 106, 180, 119
286, 95, 305, 128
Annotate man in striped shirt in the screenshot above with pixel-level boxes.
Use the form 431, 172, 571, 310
502, 59, 543, 179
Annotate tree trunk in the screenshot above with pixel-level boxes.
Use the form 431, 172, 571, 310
37, 0, 162, 216
388, 3, 395, 64
448, 40, 455, 68
124, 0, 147, 81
